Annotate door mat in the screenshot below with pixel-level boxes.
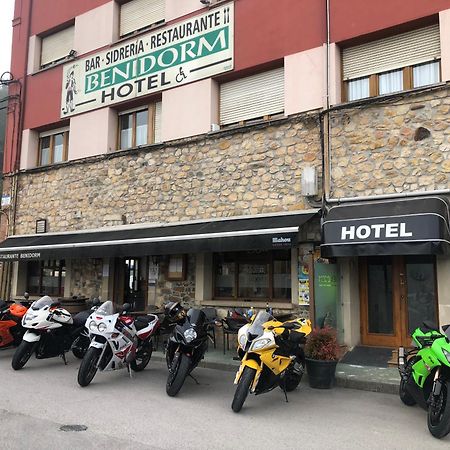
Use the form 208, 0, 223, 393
340, 346, 393, 368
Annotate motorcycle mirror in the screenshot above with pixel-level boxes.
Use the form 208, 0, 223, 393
24, 292, 30, 300
121, 302, 132, 313
214, 320, 222, 327
92, 298, 101, 306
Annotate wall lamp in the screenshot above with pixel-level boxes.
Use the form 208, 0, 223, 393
200, 0, 211, 5
68, 49, 77, 58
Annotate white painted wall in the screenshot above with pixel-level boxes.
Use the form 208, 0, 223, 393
20, 129, 39, 170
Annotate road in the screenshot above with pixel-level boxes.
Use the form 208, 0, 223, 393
0, 348, 448, 450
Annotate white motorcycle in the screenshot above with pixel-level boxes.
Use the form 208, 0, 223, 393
77, 301, 160, 386
12, 295, 92, 370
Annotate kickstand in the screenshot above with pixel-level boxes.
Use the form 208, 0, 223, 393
189, 373, 200, 385
282, 385, 289, 403
61, 352, 68, 365
127, 364, 133, 379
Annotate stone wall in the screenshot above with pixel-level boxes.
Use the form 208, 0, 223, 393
69, 258, 103, 299
13, 114, 321, 235
330, 87, 450, 198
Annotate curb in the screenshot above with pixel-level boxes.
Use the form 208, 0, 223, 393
152, 353, 400, 395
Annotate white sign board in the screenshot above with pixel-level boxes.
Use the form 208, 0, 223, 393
61, 4, 234, 118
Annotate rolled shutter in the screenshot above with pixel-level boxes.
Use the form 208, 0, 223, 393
41, 26, 74, 67
343, 25, 440, 80
154, 101, 162, 143
120, 0, 165, 37
220, 68, 285, 126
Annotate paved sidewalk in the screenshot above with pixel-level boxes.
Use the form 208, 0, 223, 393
152, 346, 401, 395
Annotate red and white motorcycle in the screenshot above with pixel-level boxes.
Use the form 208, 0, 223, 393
77, 301, 160, 386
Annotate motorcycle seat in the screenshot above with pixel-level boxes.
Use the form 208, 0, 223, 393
420, 321, 440, 333
135, 315, 157, 331
73, 309, 91, 327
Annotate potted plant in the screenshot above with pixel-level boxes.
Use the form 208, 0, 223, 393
305, 326, 340, 389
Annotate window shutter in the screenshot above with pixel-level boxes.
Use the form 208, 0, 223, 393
41, 26, 74, 67
343, 25, 440, 80
220, 68, 285, 126
120, 0, 165, 37
154, 101, 162, 143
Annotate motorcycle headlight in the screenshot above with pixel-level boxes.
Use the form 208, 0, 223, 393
184, 329, 197, 343
251, 338, 272, 351
89, 320, 97, 332
443, 348, 450, 363
98, 322, 107, 333
239, 334, 247, 348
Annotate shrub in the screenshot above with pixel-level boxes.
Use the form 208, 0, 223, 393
305, 326, 340, 361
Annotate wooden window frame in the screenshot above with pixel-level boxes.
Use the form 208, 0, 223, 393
166, 254, 187, 281
117, 105, 155, 150
344, 59, 441, 102
37, 130, 69, 166
27, 260, 66, 297
212, 251, 291, 303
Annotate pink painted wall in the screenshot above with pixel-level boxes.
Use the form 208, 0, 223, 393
20, 129, 39, 170
74, 1, 118, 56
284, 47, 324, 116
68, 108, 116, 160
165, 0, 203, 22
161, 79, 219, 141
439, 9, 450, 81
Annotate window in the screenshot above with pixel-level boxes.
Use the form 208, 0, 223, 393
40, 26, 74, 68
214, 251, 291, 302
220, 68, 285, 126
27, 260, 66, 297
166, 255, 187, 281
38, 128, 69, 166
343, 25, 441, 101
118, 103, 161, 150
120, 0, 165, 37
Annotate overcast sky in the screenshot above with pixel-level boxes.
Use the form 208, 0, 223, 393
0, 0, 15, 76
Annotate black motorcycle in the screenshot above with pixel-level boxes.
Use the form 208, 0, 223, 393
11, 296, 97, 370
164, 302, 215, 396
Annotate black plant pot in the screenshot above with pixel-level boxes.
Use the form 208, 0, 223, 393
305, 358, 338, 389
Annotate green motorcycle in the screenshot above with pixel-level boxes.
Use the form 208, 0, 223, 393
398, 321, 450, 439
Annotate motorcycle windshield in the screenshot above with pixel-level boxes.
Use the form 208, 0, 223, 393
96, 301, 114, 316
187, 309, 206, 328
247, 311, 273, 338
31, 295, 55, 310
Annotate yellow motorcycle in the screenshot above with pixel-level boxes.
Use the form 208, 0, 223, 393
232, 309, 312, 412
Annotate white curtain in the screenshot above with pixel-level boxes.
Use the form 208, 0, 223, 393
347, 77, 370, 101
379, 69, 403, 95
413, 61, 440, 88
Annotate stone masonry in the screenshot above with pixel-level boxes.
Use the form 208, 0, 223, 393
13, 113, 321, 235
330, 87, 450, 198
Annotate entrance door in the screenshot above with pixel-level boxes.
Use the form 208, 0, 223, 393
113, 257, 147, 311
360, 255, 438, 347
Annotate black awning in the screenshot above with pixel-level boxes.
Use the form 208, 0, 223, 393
0, 210, 318, 261
321, 197, 450, 257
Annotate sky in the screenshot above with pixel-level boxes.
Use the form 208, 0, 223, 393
0, 0, 15, 76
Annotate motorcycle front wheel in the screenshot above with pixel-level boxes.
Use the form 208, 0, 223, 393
166, 353, 191, 397
232, 366, 256, 413
11, 341, 35, 370
130, 340, 153, 372
427, 380, 450, 439
72, 335, 90, 359
78, 347, 101, 387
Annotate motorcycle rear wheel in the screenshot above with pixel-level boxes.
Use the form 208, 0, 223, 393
11, 341, 35, 370
78, 347, 101, 387
166, 353, 190, 397
130, 340, 153, 372
72, 335, 90, 359
283, 361, 305, 392
232, 366, 256, 413
427, 380, 450, 439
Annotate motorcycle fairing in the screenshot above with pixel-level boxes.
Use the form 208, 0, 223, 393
22, 330, 41, 343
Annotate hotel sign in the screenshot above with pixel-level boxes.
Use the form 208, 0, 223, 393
60, 4, 234, 117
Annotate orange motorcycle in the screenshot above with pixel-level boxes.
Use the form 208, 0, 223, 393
0, 300, 28, 348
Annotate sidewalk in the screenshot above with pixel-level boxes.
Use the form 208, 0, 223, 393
152, 345, 400, 395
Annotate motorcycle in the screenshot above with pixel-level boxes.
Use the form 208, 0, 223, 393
398, 321, 450, 439
232, 309, 312, 413
165, 302, 216, 397
77, 301, 159, 387
11, 295, 93, 370
0, 300, 28, 349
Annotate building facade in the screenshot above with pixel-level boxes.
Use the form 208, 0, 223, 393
1, 0, 450, 350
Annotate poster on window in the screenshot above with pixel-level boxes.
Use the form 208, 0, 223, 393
298, 264, 310, 305
60, 3, 234, 118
